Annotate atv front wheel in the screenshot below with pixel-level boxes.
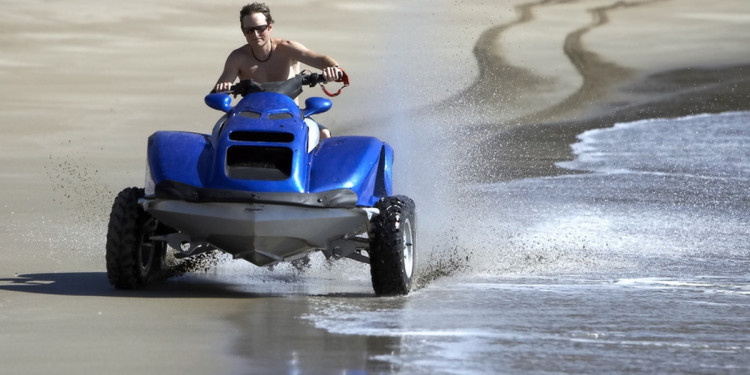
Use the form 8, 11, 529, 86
369, 196, 416, 296
106, 187, 166, 289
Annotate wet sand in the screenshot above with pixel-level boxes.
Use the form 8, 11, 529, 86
456, 0, 750, 181
2, 0, 750, 373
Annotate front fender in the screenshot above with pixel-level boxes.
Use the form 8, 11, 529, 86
147, 131, 212, 192
309, 136, 393, 206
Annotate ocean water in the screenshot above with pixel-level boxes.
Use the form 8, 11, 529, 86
294, 111, 750, 374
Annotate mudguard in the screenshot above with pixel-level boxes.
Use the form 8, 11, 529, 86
310, 137, 393, 206
146, 131, 211, 195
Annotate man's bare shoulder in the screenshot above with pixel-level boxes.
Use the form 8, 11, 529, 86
273, 38, 306, 53
227, 45, 253, 62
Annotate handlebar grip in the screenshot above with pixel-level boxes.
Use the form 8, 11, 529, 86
302, 73, 325, 87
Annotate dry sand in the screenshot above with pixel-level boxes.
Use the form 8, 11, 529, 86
1, 0, 749, 373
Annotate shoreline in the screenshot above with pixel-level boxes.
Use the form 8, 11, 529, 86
476, 63, 750, 182
452, 0, 750, 183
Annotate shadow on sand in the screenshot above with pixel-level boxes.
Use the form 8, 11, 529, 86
0, 272, 374, 299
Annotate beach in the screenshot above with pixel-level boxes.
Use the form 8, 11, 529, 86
2, 0, 750, 373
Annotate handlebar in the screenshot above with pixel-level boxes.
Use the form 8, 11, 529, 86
302, 72, 327, 87
221, 70, 347, 98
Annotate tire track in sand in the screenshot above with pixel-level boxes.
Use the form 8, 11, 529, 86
466, 0, 554, 103
520, 0, 668, 124
455, 0, 667, 183
461, 0, 666, 125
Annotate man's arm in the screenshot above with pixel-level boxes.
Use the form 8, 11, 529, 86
212, 50, 242, 93
284, 40, 341, 82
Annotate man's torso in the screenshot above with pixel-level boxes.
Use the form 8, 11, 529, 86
235, 38, 300, 83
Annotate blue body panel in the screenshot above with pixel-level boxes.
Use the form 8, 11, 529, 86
310, 137, 393, 206
210, 93, 309, 193
148, 131, 211, 188
146, 92, 393, 206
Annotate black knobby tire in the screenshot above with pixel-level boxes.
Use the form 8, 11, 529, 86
105, 187, 165, 289
369, 195, 416, 296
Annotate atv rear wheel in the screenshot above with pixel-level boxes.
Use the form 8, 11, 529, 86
369, 196, 416, 296
106, 187, 166, 289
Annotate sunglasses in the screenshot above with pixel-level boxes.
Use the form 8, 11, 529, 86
242, 24, 269, 34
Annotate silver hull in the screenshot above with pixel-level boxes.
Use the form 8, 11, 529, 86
143, 199, 375, 266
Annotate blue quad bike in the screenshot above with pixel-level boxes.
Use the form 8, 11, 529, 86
105, 72, 416, 296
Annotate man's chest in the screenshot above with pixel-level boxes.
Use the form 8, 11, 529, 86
238, 60, 299, 82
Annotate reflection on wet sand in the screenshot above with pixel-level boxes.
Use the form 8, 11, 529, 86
230, 296, 405, 373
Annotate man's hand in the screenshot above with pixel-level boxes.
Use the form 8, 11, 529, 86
322, 66, 343, 83
214, 81, 233, 93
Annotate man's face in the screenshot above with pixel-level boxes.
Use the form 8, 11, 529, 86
241, 13, 272, 46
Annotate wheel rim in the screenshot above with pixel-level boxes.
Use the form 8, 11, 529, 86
138, 236, 155, 276
402, 217, 414, 279
137, 219, 157, 276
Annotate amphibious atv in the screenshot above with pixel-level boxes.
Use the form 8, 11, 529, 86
105, 72, 416, 296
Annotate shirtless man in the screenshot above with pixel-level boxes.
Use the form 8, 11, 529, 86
212, 2, 343, 138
